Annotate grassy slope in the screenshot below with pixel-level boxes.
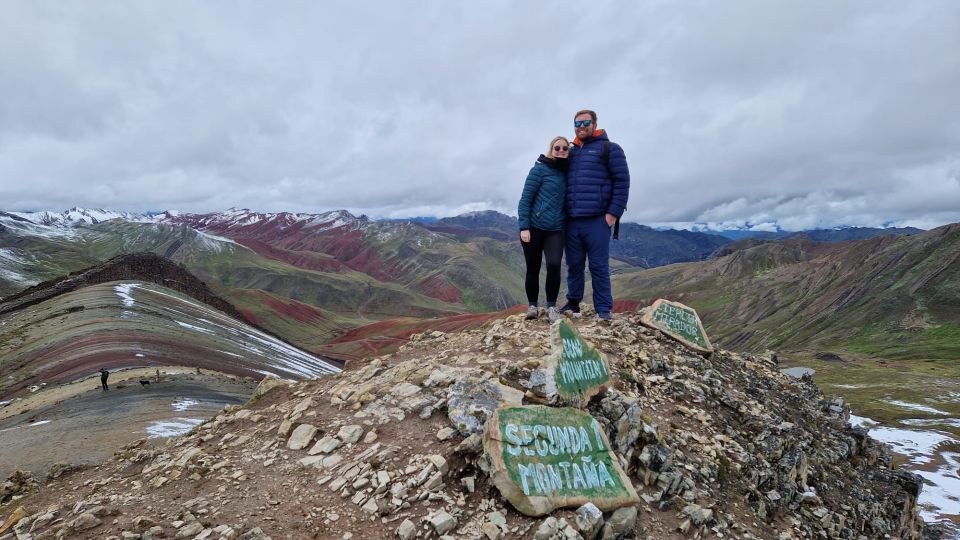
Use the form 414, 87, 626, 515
614, 225, 960, 361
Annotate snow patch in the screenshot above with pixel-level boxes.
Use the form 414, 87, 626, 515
174, 320, 216, 335
885, 399, 950, 416
146, 418, 204, 438
851, 411, 960, 530
115, 283, 138, 308
172, 398, 198, 412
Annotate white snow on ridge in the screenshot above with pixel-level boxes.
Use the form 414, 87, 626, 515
2, 213, 79, 239
14, 207, 156, 227
194, 230, 247, 252
0, 248, 39, 286
132, 283, 339, 377
175, 320, 216, 335
115, 283, 137, 308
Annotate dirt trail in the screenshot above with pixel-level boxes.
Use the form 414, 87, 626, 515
0, 371, 256, 479
0, 366, 209, 421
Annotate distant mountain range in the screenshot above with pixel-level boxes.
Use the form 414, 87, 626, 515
708, 226, 924, 242
0, 206, 940, 363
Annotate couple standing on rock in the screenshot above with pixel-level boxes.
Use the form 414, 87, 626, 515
518, 109, 630, 323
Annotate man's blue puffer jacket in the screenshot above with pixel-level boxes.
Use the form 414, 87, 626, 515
518, 155, 566, 232
565, 130, 630, 218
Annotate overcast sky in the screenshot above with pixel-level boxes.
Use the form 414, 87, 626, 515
2, 1, 958, 230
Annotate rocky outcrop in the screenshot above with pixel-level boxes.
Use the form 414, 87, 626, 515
0, 311, 932, 539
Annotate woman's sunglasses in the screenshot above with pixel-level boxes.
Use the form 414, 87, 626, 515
574, 119, 593, 128
554, 145, 569, 152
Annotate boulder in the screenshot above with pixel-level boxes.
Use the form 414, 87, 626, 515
336, 425, 364, 444
287, 424, 319, 450
575, 502, 604, 539
600, 506, 637, 539
530, 320, 612, 407
639, 299, 712, 353
484, 405, 639, 516
448, 376, 523, 435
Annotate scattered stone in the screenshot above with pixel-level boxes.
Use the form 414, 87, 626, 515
600, 506, 637, 539
337, 425, 364, 444
361, 498, 379, 514
70, 512, 102, 531
534, 517, 559, 540
682, 503, 713, 526
251, 376, 289, 401
480, 521, 502, 539
308, 436, 342, 455
428, 510, 457, 535
287, 424, 319, 450
447, 376, 524, 435
437, 427, 457, 441
396, 519, 416, 539
427, 454, 449, 474
575, 502, 603, 539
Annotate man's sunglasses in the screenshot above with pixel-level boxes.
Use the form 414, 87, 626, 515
574, 119, 593, 128
554, 145, 569, 152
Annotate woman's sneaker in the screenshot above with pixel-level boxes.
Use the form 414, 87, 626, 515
558, 302, 581, 318
547, 306, 561, 322
525, 305, 539, 320
597, 312, 613, 322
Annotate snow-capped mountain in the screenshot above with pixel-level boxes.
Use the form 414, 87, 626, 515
159, 208, 367, 235
10, 207, 158, 227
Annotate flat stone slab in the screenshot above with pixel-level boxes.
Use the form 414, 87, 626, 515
483, 405, 639, 516
287, 424, 318, 450
639, 299, 713, 353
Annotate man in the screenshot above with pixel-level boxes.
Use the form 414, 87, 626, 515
99, 367, 110, 391
560, 109, 630, 321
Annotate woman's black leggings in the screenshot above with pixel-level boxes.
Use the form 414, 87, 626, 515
521, 228, 564, 305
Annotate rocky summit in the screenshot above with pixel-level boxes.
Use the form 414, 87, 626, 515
0, 309, 936, 539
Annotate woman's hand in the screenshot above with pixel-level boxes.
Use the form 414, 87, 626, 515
520, 230, 531, 243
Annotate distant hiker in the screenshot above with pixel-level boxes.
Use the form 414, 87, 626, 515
518, 136, 569, 322
99, 368, 109, 391
560, 109, 630, 321
155, 369, 161, 383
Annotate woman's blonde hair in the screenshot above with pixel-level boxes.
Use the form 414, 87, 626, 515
547, 136, 570, 157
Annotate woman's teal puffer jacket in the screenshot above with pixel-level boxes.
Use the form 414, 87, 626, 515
518, 155, 566, 232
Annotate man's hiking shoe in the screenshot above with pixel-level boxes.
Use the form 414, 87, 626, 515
597, 311, 613, 322
559, 302, 581, 318
525, 305, 539, 320
547, 306, 561, 322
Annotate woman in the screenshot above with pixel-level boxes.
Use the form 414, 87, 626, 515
517, 136, 568, 321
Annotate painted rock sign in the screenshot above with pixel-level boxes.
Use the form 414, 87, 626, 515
484, 405, 639, 516
640, 299, 713, 353
551, 320, 611, 405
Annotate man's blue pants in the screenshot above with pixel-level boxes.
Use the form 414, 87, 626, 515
565, 215, 613, 314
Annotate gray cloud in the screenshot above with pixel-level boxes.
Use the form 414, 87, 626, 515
1, 1, 958, 229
